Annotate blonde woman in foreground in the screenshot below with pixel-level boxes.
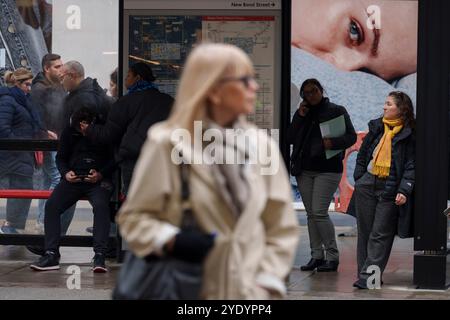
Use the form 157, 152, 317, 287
116, 43, 299, 299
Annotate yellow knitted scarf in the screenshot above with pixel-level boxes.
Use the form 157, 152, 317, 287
370, 118, 403, 178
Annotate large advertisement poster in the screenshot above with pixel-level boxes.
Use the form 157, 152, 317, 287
290, 0, 418, 199
291, 0, 418, 131
0, 0, 52, 84
0, 0, 118, 90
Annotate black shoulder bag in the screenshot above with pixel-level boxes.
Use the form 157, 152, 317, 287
112, 163, 203, 300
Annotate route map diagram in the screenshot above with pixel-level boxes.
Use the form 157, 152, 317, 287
129, 15, 276, 128
129, 15, 202, 96
203, 16, 275, 128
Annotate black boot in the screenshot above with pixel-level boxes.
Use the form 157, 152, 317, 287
354, 276, 383, 289
300, 258, 325, 271
353, 278, 368, 289
316, 260, 339, 272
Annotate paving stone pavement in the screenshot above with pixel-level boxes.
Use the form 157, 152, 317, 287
0, 212, 449, 300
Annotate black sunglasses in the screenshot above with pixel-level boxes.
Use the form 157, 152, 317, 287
220, 75, 256, 88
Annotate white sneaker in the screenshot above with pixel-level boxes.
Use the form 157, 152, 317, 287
0, 225, 19, 234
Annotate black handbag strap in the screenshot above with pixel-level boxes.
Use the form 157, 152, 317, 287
179, 161, 197, 229
180, 162, 190, 203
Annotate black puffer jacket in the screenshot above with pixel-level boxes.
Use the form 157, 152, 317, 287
350, 117, 415, 238
63, 77, 112, 126
354, 118, 415, 198
86, 88, 173, 171
0, 86, 43, 176
56, 126, 115, 179
288, 98, 357, 175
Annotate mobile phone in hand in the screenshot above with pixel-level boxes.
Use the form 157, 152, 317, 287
299, 101, 310, 116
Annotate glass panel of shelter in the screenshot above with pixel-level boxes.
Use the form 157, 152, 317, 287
0, 0, 119, 236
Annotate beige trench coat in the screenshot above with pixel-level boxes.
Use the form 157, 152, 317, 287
116, 122, 299, 299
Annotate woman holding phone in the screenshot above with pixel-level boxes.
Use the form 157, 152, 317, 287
288, 78, 357, 272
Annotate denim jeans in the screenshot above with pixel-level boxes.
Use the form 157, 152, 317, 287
34, 151, 76, 234
0, 173, 33, 230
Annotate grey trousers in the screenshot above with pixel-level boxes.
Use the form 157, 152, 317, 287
354, 172, 398, 280
296, 171, 341, 262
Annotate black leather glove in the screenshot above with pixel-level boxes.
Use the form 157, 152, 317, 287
171, 228, 215, 263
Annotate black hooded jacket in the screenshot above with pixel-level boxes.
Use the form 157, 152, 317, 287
56, 126, 115, 179
287, 98, 357, 175
86, 88, 173, 172
63, 77, 113, 127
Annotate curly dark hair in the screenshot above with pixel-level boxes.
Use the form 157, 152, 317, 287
388, 91, 415, 128
71, 107, 96, 130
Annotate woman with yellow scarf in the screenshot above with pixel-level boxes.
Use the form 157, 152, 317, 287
351, 91, 415, 289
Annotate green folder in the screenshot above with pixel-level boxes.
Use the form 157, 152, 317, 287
319, 115, 346, 159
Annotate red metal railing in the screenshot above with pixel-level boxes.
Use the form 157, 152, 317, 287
0, 190, 52, 199
0, 189, 126, 202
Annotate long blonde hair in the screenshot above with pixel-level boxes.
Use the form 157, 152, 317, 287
167, 43, 254, 134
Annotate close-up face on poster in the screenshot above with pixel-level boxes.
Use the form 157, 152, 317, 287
290, 0, 418, 132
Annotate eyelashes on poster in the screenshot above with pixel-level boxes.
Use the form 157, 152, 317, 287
290, 0, 418, 196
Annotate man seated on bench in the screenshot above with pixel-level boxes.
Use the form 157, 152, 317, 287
30, 107, 115, 272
